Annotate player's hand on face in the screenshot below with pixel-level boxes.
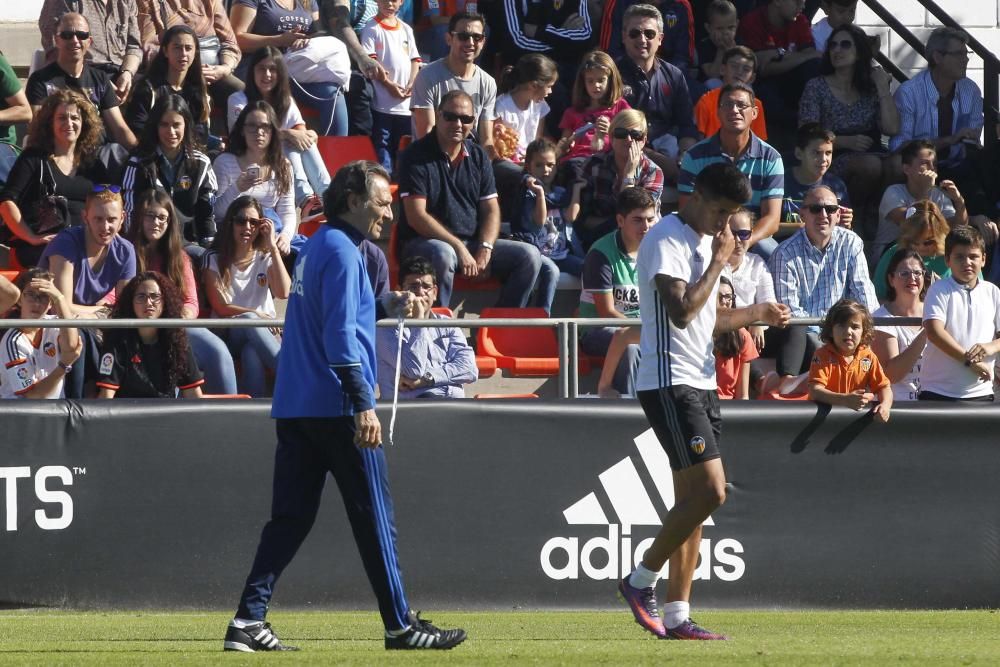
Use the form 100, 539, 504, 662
711, 224, 735, 265
354, 409, 382, 448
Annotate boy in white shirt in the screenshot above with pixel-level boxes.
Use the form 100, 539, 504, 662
920, 226, 1000, 401
360, 0, 422, 172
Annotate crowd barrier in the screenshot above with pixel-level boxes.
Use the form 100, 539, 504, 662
1, 400, 996, 610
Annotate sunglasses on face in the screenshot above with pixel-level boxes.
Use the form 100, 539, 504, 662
805, 204, 840, 215
731, 229, 752, 241
452, 31, 485, 43
235, 216, 262, 227
828, 39, 854, 50
612, 127, 645, 141
441, 110, 475, 125
93, 184, 122, 194
58, 30, 90, 41
627, 28, 658, 41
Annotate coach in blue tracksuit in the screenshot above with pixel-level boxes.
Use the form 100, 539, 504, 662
224, 161, 467, 653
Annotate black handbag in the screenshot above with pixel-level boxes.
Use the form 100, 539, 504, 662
34, 160, 70, 236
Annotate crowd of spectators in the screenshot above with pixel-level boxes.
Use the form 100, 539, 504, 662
0, 0, 998, 404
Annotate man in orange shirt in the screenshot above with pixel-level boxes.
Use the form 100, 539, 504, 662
693, 46, 767, 140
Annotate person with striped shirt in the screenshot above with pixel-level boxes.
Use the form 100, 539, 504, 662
619, 162, 789, 641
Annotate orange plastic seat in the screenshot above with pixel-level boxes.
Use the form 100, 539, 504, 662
316, 136, 399, 198
0, 270, 20, 284
474, 393, 539, 399
476, 307, 589, 377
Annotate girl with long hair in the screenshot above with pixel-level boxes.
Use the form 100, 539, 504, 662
495, 53, 559, 165
204, 196, 290, 396
96, 271, 205, 399
121, 94, 218, 252
213, 101, 301, 258
227, 46, 329, 215
713, 276, 758, 400
127, 189, 238, 394
558, 50, 629, 175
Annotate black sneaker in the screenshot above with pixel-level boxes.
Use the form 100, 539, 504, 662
223, 621, 299, 652
384, 611, 467, 650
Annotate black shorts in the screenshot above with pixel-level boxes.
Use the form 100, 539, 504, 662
638, 385, 722, 471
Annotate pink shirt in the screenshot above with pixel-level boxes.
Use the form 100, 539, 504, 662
558, 98, 631, 162
149, 252, 200, 316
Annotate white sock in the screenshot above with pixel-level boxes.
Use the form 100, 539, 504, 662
628, 563, 660, 590
385, 624, 412, 637
662, 601, 690, 629
231, 617, 259, 629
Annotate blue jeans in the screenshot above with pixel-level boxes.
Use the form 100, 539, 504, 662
222, 312, 281, 397
286, 142, 332, 206
187, 327, 238, 395
536, 254, 585, 315
372, 111, 412, 173
402, 237, 542, 308
581, 326, 640, 397
290, 78, 348, 137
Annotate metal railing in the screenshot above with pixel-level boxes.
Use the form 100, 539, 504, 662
1, 315, 923, 399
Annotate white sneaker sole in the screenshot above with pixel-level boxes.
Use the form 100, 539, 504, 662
223, 641, 255, 652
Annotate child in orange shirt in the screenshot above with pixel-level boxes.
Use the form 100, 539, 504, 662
808, 299, 893, 422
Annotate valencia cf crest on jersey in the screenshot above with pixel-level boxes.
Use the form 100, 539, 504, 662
860, 357, 872, 372
256, 272, 267, 287
665, 11, 678, 29
689, 436, 706, 455
43, 342, 57, 357
554, 0, 564, 10
178, 175, 193, 191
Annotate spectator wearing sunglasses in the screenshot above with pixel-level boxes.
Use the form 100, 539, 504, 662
26, 13, 138, 151
397, 90, 542, 308
765, 184, 876, 387
39, 0, 143, 102
614, 4, 698, 188
410, 12, 498, 159
576, 109, 663, 251
600, 0, 694, 71
723, 207, 775, 354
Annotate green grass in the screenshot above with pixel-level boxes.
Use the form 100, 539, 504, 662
0, 610, 997, 665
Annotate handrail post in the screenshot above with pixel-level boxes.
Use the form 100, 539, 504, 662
569, 321, 579, 398
557, 320, 569, 399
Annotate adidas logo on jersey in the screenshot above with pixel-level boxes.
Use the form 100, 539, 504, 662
539, 429, 746, 582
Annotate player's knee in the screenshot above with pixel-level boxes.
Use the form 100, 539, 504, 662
697, 480, 727, 511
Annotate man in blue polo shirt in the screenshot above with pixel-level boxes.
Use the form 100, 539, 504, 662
224, 161, 467, 653
397, 90, 542, 308
679, 82, 784, 258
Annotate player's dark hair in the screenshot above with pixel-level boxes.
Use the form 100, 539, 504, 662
819, 299, 874, 347
399, 256, 437, 286
713, 276, 742, 358
884, 248, 928, 302
945, 225, 986, 257
796, 122, 836, 149
616, 186, 656, 216
722, 46, 757, 72
524, 138, 557, 165
109, 271, 191, 391
718, 82, 756, 106
323, 160, 391, 218
694, 162, 752, 205
901, 139, 936, 165
448, 11, 486, 33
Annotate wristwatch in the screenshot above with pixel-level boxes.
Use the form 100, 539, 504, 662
59, 361, 73, 374
421, 371, 434, 387
480, 241, 494, 251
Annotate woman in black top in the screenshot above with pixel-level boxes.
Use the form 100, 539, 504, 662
0, 90, 103, 267
121, 94, 217, 251
96, 271, 205, 399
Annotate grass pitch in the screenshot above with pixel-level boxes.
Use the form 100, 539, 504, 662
0, 609, 997, 665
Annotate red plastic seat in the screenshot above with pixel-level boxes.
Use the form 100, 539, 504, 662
316, 136, 398, 199
0, 270, 21, 284
476, 307, 589, 377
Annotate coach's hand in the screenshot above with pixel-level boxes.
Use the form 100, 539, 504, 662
354, 409, 382, 448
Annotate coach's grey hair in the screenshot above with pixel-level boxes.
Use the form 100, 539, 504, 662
926, 26, 969, 69
324, 160, 391, 217
623, 4, 663, 33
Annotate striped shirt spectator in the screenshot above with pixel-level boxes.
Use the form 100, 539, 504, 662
678, 131, 783, 214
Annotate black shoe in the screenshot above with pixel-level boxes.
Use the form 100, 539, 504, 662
384, 611, 467, 650
223, 621, 300, 652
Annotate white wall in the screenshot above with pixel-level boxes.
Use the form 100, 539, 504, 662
4, 1, 46, 22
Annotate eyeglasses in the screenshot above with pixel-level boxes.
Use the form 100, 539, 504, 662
828, 39, 854, 50
893, 270, 927, 279
731, 229, 752, 241
133, 292, 163, 305
58, 30, 90, 41
93, 184, 122, 194
441, 110, 475, 125
719, 100, 753, 112
805, 204, 841, 216
403, 280, 436, 293
143, 212, 169, 223
718, 293, 735, 304
451, 31, 485, 43
244, 122, 273, 134
21, 291, 51, 304
234, 216, 262, 227
612, 127, 645, 141
627, 28, 659, 41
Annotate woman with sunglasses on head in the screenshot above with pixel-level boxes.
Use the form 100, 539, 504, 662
799, 23, 900, 225
0, 268, 81, 399
214, 101, 301, 261
96, 271, 205, 399
575, 109, 662, 250
0, 90, 103, 267
127, 189, 238, 395
122, 94, 218, 256
872, 248, 928, 402
228, 47, 329, 217
204, 196, 290, 397
124, 25, 216, 150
